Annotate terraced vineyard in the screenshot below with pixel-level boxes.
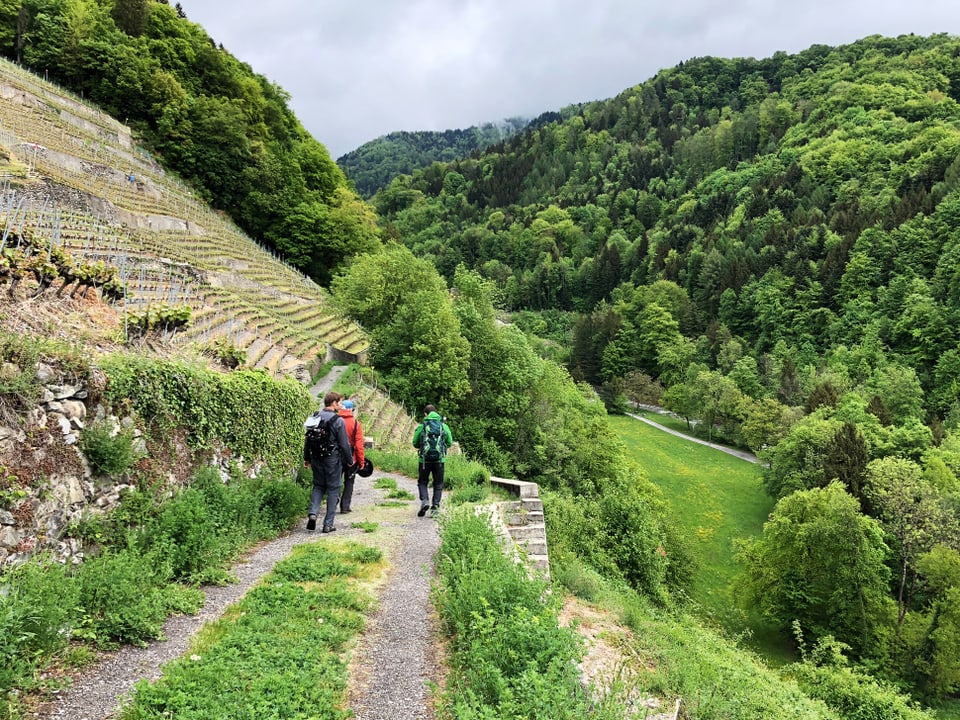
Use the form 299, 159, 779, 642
0, 58, 367, 383
351, 386, 421, 453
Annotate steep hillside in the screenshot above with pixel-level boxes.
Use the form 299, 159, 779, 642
0, 57, 367, 381
369, 34, 960, 703
1, 2, 381, 286
337, 118, 530, 198
377, 33, 960, 419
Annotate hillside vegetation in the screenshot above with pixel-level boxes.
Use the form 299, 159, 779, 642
336, 118, 530, 198
0, 56, 366, 377
0, 0, 380, 285
3, 12, 960, 715
369, 33, 960, 705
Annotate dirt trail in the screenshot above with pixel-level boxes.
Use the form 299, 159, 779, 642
310, 364, 348, 399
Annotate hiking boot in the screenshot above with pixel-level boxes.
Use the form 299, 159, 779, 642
340, 508, 351, 514
417, 504, 429, 517
322, 525, 336, 534
306, 515, 317, 531
430, 506, 440, 518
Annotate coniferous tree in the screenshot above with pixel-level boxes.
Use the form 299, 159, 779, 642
112, 0, 149, 35
868, 394, 893, 426
805, 380, 839, 414
824, 422, 869, 501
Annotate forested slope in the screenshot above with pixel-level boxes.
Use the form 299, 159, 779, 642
337, 118, 530, 198
4, 7, 960, 707
378, 33, 960, 418
372, 33, 960, 703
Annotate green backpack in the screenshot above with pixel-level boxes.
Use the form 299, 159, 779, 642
420, 418, 446, 462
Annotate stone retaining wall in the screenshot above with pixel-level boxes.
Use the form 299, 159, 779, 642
0, 360, 236, 567
487, 476, 550, 578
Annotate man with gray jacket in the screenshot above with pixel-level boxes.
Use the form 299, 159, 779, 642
303, 392, 353, 533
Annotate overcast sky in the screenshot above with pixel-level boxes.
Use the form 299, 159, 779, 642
183, 1, 960, 159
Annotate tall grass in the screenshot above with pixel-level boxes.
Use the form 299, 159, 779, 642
1, 466, 308, 717
366, 449, 489, 502
615, 592, 841, 720
119, 542, 381, 719
432, 509, 624, 719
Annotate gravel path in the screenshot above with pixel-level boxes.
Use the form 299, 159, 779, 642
35, 470, 440, 720
348, 496, 441, 720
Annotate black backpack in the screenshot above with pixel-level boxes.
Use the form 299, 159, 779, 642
420, 418, 446, 462
305, 412, 336, 458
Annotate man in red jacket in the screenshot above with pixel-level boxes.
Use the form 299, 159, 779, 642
338, 399, 365, 513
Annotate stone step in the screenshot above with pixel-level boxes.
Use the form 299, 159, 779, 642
514, 538, 548, 556
502, 509, 544, 526
521, 498, 544, 512
526, 553, 550, 570
506, 522, 545, 540
501, 498, 544, 512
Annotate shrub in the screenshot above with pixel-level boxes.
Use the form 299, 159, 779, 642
79, 423, 138, 476
0, 559, 78, 695
98, 354, 312, 468
254, 474, 309, 533
789, 661, 936, 720
134, 467, 308, 585
76, 549, 178, 647
543, 472, 690, 604
433, 509, 603, 718
434, 510, 550, 634
446, 479, 488, 505
550, 551, 607, 602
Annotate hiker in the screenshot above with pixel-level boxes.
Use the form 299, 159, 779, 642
303, 391, 353, 533
412, 404, 453, 517
338, 399, 365, 513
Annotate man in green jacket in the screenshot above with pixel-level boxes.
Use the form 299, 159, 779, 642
412, 404, 453, 518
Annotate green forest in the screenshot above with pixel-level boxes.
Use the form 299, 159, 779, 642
367, 32, 960, 707
3, 2, 960, 713
336, 118, 531, 198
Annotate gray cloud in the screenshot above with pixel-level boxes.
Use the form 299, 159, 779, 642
183, 0, 960, 158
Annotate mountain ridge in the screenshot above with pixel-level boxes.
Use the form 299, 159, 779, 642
336, 117, 531, 197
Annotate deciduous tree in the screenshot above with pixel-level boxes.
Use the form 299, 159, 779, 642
737, 482, 892, 655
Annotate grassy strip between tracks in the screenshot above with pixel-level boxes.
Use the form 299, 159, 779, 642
119, 541, 383, 720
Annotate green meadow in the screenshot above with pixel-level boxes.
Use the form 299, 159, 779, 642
608, 415, 786, 653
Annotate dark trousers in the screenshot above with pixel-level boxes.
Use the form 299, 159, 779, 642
418, 460, 445, 508
339, 465, 357, 511
309, 456, 342, 529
